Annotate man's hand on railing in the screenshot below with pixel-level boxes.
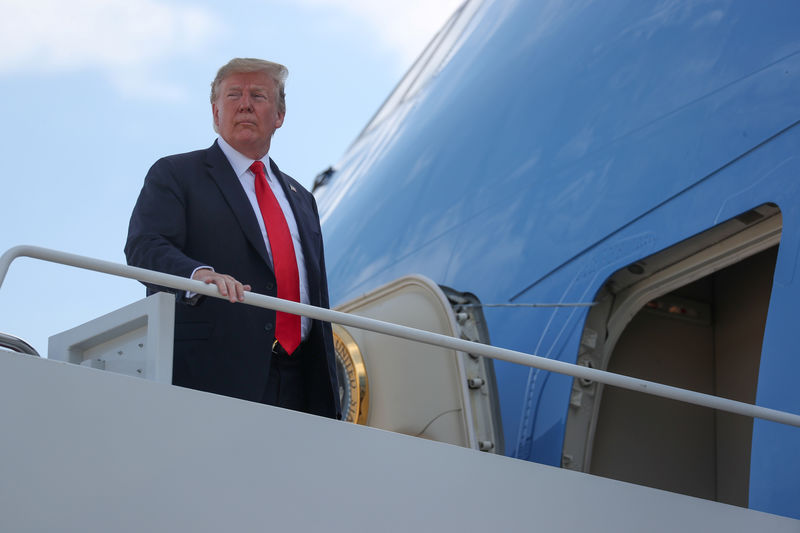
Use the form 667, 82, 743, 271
192, 268, 251, 303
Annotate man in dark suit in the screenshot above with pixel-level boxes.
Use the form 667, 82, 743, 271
125, 58, 340, 419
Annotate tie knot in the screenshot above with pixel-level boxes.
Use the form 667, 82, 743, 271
250, 161, 266, 180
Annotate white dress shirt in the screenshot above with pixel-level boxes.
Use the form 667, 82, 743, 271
210, 137, 311, 340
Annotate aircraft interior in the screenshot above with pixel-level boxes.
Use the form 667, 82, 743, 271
565, 204, 781, 507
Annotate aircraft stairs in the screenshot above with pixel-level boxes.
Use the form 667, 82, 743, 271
1, 245, 798, 532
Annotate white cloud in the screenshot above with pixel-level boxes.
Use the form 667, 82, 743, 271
297, 0, 463, 65
0, 0, 462, 100
0, 0, 217, 100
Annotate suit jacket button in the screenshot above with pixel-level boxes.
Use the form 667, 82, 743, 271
266, 282, 274, 291
264, 323, 273, 332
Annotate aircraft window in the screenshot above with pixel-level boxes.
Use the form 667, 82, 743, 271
562, 203, 781, 508
359, 0, 483, 136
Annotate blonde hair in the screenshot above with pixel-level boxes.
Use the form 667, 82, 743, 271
210, 58, 288, 115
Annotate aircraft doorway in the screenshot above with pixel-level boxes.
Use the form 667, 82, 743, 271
563, 204, 781, 507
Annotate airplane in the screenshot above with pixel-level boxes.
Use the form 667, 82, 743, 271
1, 0, 798, 528
311, 0, 800, 519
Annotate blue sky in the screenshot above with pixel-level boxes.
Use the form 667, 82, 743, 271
0, 0, 460, 355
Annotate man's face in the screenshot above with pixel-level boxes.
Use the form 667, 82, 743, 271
212, 71, 285, 160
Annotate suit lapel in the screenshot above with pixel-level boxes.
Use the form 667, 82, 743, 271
205, 142, 273, 271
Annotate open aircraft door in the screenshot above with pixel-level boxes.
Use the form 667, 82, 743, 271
333, 275, 503, 454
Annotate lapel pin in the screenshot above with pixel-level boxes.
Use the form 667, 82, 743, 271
290, 184, 297, 192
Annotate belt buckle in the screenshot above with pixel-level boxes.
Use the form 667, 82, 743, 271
272, 339, 290, 357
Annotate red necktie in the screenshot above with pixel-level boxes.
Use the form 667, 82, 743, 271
251, 161, 301, 354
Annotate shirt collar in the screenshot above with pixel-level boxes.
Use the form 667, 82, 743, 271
217, 136, 275, 182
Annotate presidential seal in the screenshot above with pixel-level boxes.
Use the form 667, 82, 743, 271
333, 324, 369, 424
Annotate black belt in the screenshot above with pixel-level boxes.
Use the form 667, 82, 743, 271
272, 339, 298, 358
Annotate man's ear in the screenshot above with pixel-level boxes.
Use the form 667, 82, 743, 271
212, 102, 220, 130
275, 111, 285, 129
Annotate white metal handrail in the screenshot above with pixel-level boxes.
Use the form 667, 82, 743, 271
0, 331, 39, 356
2, 244, 800, 429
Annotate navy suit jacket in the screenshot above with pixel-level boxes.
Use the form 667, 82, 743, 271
125, 141, 340, 419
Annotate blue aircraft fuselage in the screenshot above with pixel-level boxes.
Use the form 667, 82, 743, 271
316, 0, 800, 518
